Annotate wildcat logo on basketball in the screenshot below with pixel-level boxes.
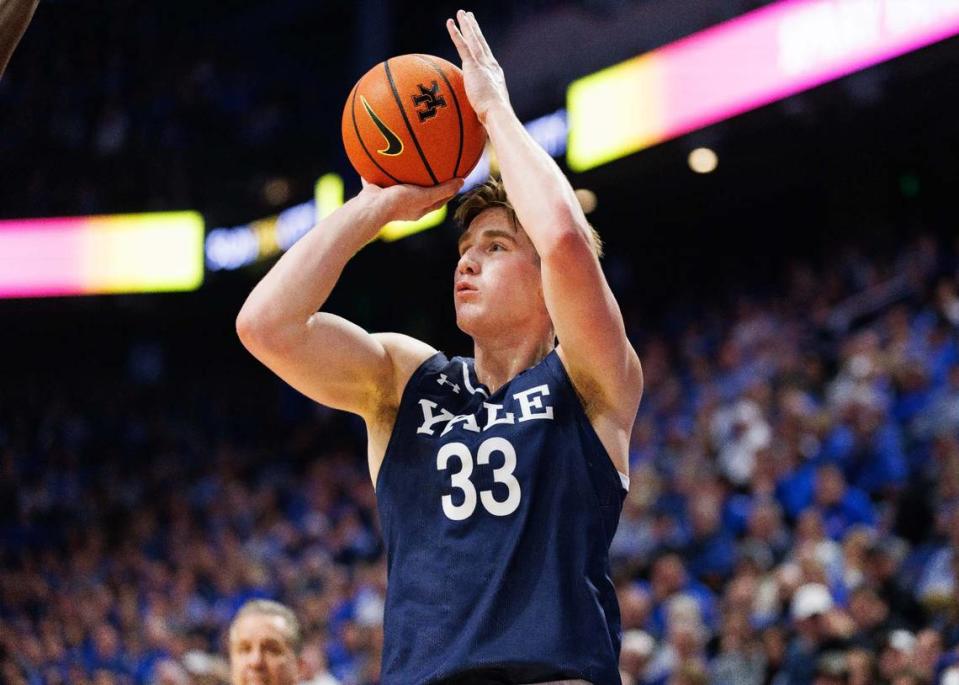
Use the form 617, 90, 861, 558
412, 81, 447, 122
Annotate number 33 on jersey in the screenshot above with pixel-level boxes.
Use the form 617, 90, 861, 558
437, 437, 520, 520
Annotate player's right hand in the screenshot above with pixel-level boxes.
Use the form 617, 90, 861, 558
359, 177, 464, 223
447, 10, 510, 125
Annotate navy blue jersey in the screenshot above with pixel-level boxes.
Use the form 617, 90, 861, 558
375, 350, 628, 685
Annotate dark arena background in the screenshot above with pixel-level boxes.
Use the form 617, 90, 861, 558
3, 1, 959, 684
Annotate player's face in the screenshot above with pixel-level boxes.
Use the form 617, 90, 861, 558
228, 613, 300, 685
454, 208, 548, 337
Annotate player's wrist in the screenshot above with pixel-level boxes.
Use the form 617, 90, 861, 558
480, 100, 518, 131
346, 190, 394, 237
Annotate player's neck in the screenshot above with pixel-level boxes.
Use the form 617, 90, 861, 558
472, 332, 554, 395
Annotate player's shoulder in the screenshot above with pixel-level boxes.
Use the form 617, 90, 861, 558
372, 332, 436, 358
372, 332, 438, 372
371, 332, 439, 400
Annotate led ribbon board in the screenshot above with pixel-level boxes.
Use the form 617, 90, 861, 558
568, 0, 959, 171
0, 212, 204, 298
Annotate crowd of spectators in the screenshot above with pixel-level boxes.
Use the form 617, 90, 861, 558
3, 231, 959, 685
612, 234, 959, 685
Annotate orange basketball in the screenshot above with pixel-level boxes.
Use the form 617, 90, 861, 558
342, 54, 486, 187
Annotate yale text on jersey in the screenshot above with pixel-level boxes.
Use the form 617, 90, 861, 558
416, 383, 555, 437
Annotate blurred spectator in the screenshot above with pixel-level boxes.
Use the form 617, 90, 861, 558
809, 465, 876, 540
228, 600, 302, 685
812, 651, 850, 685
915, 505, 959, 612
739, 497, 792, 568
619, 629, 655, 685
846, 647, 876, 685
782, 583, 855, 684
877, 629, 918, 683
666, 662, 708, 685
682, 489, 736, 589
299, 640, 341, 685
710, 611, 765, 685
847, 586, 897, 652
912, 628, 942, 684
643, 554, 717, 639
644, 595, 709, 685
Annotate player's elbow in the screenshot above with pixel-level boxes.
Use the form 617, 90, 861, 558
235, 306, 287, 356
535, 200, 592, 254
539, 220, 594, 265
235, 308, 264, 351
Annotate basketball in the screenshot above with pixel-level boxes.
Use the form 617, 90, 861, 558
342, 54, 486, 187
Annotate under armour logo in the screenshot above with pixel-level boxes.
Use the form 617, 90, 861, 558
437, 374, 460, 393
412, 81, 447, 122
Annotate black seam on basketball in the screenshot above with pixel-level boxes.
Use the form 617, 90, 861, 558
351, 82, 401, 185
384, 58, 439, 186
418, 55, 464, 179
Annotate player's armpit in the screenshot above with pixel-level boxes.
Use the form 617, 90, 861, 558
370, 331, 438, 412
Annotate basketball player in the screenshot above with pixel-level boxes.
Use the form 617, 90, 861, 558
0, 0, 38, 79
228, 599, 304, 685
237, 9, 642, 684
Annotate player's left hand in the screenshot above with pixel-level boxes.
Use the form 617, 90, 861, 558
446, 9, 510, 125
358, 177, 464, 223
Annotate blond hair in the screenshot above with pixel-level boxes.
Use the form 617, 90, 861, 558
453, 177, 603, 258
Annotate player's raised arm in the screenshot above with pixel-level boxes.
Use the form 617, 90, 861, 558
447, 11, 642, 414
0, 0, 39, 79
236, 178, 461, 419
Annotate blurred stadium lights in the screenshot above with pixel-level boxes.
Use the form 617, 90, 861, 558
574, 188, 598, 214
688, 147, 719, 174
206, 109, 569, 272
0, 212, 205, 298
524, 108, 568, 159
206, 201, 314, 272
315, 173, 344, 222
276, 201, 317, 251
381, 206, 449, 242
4, 107, 569, 277
262, 177, 293, 206
205, 222, 262, 272
567, 0, 959, 171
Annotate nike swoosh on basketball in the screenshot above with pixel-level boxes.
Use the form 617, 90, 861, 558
361, 95, 404, 156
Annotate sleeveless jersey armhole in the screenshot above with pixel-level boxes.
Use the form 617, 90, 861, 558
374, 351, 446, 494
546, 351, 630, 494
